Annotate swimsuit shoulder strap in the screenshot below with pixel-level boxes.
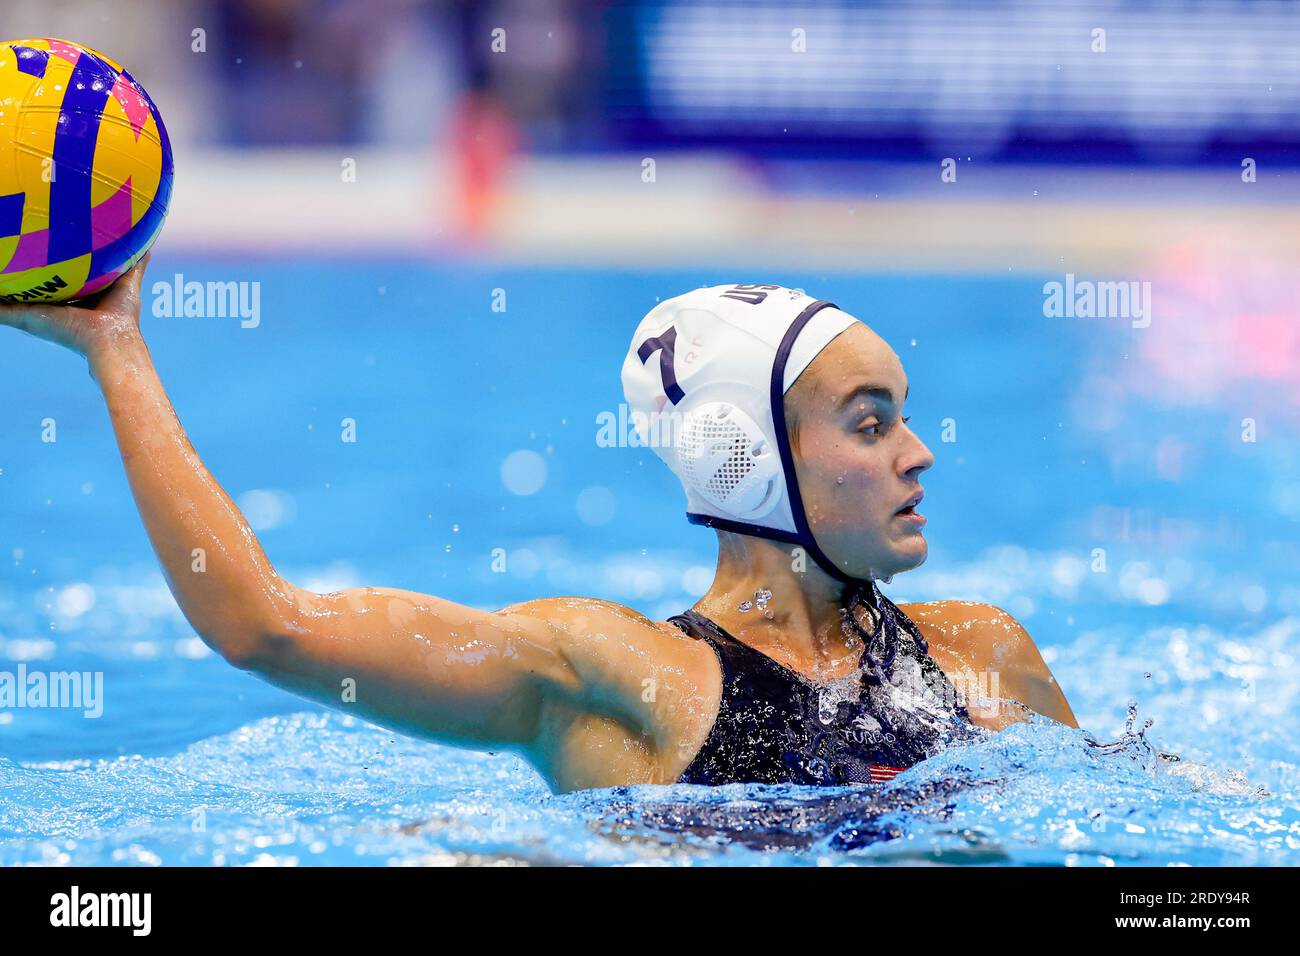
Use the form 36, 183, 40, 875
667, 609, 727, 676
667, 608, 736, 650
667, 609, 805, 686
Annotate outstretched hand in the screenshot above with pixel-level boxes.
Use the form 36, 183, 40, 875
0, 252, 151, 358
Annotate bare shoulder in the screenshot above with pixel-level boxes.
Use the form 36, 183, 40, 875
901, 600, 1036, 669
496, 595, 722, 787
900, 600, 1079, 729
497, 595, 717, 677
500, 594, 668, 631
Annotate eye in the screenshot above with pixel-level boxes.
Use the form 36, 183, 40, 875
858, 414, 908, 437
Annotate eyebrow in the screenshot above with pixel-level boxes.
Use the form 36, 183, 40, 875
836, 382, 908, 412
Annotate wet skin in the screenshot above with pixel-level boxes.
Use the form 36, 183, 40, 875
0, 262, 1077, 793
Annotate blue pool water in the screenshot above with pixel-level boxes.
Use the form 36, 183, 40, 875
1, 259, 1297, 865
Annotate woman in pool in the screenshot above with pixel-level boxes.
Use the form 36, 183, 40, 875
1, 265, 1076, 792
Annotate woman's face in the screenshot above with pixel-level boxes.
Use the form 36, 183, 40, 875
785, 323, 934, 580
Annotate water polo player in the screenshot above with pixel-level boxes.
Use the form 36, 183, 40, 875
0, 267, 1076, 791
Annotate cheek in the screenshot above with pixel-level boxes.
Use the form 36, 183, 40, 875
804, 436, 889, 501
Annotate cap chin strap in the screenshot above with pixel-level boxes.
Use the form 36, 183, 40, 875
686, 513, 905, 685
686, 511, 862, 584
685, 300, 909, 685
688, 299, 870, 588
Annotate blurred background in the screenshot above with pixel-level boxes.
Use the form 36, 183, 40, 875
1, 0, 1299, 793
3, 0, 1299, 260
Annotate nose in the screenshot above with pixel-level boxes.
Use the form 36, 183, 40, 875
898, 420, 934, 478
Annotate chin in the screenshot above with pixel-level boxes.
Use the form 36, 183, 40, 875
890, 538, 929, 575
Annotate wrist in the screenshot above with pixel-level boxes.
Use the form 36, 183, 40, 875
86, 322, 147, 374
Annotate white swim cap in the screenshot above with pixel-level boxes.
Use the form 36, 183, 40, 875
621, 284, 862, 581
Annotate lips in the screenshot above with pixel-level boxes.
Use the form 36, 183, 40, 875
895, 490, 924, 516
894, 489, 925, 528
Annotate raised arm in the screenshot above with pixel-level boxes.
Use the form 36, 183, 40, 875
0, 260, 600, 751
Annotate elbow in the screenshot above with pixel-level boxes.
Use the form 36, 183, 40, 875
190, 584, 308, 673
202, 627, 275, 672
200, 614, 302, 673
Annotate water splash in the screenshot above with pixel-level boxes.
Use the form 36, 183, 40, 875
1082, 700, 1183, 771
1, 600, 1296, 865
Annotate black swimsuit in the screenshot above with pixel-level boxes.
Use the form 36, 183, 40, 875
669, 583, 978, 786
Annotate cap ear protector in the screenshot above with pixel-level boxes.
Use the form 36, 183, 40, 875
677, 401, 782, 520
621, 284, 865, 584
